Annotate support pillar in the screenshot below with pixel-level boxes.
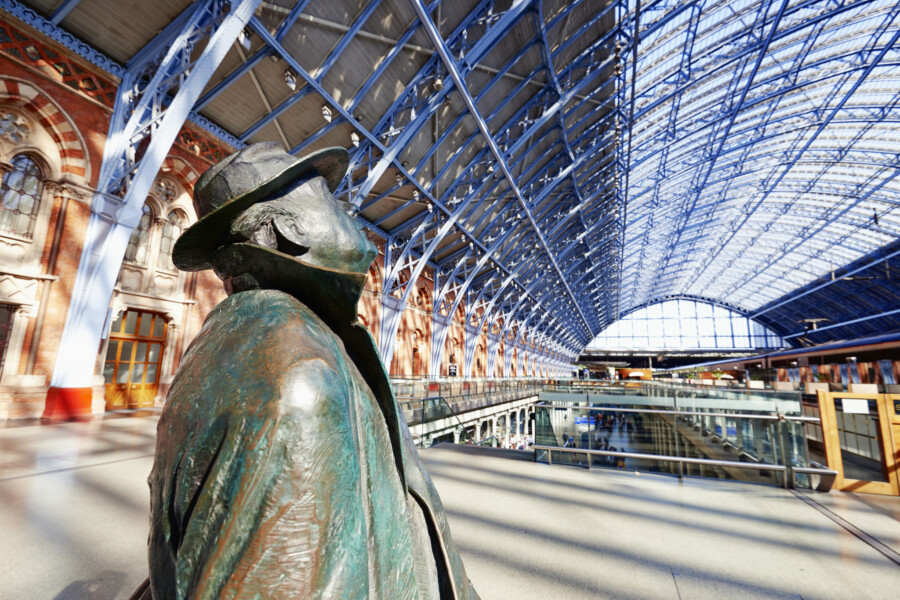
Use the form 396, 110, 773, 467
462, 324, 479, 377
503, 340, 514, 377
45, 0, 261, 418
430, 313, 451, 377
486, 333, 502, 377
378, 294, 405, 369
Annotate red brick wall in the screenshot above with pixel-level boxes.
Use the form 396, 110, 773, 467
2, 52, 110, 381
30, 198, 93, 378
166, 270, 227, 376
0, 57, 110, 188
358, 238, 384, 343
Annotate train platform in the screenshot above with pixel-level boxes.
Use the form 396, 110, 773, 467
1, 414, 898, 599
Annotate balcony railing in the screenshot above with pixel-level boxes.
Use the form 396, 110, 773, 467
533, 382, 837, 491
393, 379, 546, 448
390, 376, 547, 401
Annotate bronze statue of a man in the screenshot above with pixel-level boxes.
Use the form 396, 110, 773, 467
146, 142, 479, 599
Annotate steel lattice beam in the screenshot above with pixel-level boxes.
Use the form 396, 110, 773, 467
410, 0, 595, 341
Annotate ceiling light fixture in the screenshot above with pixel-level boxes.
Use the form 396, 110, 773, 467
350, 131, 360, 147
284, 69, 297, 91
238, 27, 253, 51
322, 105, 332, 123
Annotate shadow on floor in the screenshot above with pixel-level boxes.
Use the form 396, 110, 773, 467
53, 570, 127, 600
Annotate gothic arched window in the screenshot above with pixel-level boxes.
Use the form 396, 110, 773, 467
158, 210, 184, 271
0, 154, 43, 237
124, 203, 153, 265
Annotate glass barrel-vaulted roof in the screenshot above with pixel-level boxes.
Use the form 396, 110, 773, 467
619, 0, 900, 321
11, 0, 900, 356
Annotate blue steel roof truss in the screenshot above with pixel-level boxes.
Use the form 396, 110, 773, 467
612, 0, 900, 347
27, 0, 900, 356
241, 0, 898, 352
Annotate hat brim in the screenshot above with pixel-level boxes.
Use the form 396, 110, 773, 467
173, 146, 350, 272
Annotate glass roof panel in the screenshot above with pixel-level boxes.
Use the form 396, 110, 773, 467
619, 0, 900, 315
586, 298, 786, 350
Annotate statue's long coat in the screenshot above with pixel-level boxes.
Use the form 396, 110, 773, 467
149, 289, 477, 599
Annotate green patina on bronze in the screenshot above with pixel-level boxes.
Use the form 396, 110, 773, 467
145, 142, 479, 599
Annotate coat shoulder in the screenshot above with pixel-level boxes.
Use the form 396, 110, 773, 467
179, 289, 347, 388
211, 289, 336, 348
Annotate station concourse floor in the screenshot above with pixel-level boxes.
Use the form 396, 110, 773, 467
1, 414, 898, 600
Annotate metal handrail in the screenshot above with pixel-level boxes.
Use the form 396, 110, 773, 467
793, 466, 838, 475
533, 444, 789, 487
534, 402, 821, 423
472, 434, 499, 446
398, 391, 538, 447
642, 381, 797, 395
398, 395, 473, 447
792, 464, 839, 492
395, 384, 542, 402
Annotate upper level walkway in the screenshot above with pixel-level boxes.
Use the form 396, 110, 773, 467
1, 414, 898, 599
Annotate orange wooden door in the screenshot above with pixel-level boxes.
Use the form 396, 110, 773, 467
103, 310, 167, 410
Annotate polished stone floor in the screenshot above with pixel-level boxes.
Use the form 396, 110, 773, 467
1, 414, 898, 599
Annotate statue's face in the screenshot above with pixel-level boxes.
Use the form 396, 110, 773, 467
261, 176, 376, 274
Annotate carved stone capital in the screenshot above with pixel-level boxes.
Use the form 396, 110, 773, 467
44, 179, 92, 201
14, 302, 36, 317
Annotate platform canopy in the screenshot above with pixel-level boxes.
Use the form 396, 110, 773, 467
10, 0, 900, 356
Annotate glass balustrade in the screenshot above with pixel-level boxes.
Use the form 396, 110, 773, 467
534, 382, 824, 489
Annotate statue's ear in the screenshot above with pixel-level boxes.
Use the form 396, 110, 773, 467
230, 204, 277, 247
272, 215, 310, 256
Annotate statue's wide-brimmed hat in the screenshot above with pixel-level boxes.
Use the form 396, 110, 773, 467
173, 142, 349, 271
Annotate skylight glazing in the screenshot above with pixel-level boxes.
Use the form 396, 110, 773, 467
618, 0, 900, 318
586, 298, 786, 350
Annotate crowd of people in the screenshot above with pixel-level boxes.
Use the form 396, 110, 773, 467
558, 411, 649, 469
502, 434, 533, 450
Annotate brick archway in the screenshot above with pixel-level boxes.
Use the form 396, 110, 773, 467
160, 156, 199, 193
0, 78, 89, 180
